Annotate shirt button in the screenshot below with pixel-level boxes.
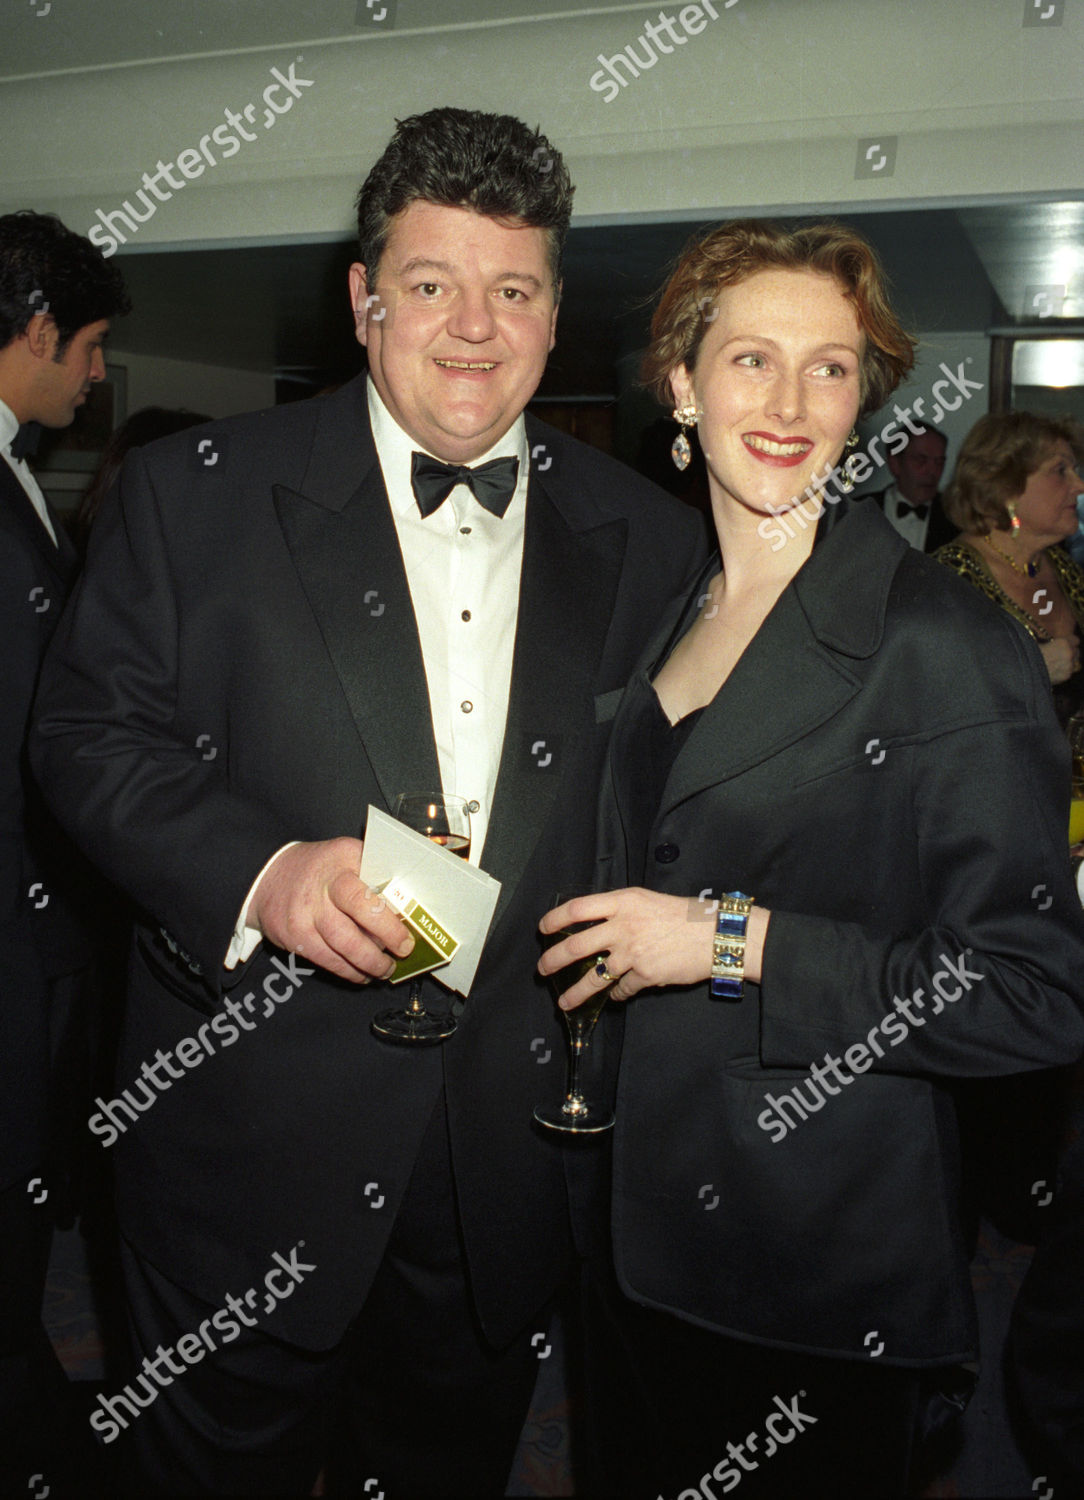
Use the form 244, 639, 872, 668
461, 610, 472, 622
467, 800, 480, 814
654, 843, 680, 864
460, 526, 472, 535
461, 701, 473, 713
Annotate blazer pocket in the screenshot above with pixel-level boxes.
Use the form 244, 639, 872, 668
133, 927, 219, 1017
791, 742, 908, 790
723, 1053, 932, 1094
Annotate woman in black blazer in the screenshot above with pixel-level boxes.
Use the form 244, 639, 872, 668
540, 220, 1084, 1497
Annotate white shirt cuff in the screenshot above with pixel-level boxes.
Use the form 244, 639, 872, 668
224, 842, 300, 968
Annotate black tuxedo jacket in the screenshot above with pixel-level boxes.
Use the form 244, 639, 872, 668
31, 376, 707, 1349
599, 502, 1084, 1366
0, 457, 91, 1190
867, 485, 957, 553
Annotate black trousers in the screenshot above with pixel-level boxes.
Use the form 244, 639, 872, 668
581, 1267, 943, 1500
114, 1094, 549, 1498
1, 960, 107, 1499
0, 1175, 105, 1498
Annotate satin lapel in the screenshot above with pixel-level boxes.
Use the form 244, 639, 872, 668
272, 389, 440, 814
0, 458, 73, 592
481, 478, 627, 926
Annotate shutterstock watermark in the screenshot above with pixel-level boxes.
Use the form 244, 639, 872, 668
658, 1390, 817, 1498
89, 1243, 316, 1444
589, 2, 738, 103
87, 59, 315, 256
758, 950, 985, 1143
87, 952, 313, 1147
757, 360, 985, 552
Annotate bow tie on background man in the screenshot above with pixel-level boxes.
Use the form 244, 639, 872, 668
895, 498, 929, 521
411, 452, 520, 519
9, 421, 41, 461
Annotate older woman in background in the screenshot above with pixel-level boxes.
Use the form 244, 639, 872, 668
936, 411, 1084, 727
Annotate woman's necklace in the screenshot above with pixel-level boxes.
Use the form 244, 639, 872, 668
983, 533, 1042, 579
972, 535, 1053, 639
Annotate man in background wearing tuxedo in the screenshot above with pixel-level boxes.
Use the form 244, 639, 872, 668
868, 421, 955, 551
33, 110, 706, 1496
0, 210, 129, 1495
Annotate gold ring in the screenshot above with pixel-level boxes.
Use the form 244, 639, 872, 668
595, 958, 615, 983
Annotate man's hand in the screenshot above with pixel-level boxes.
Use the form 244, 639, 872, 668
1039, 633, 1081, 685
250, 838, 413, 983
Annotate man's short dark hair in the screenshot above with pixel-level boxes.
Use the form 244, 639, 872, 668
355, 107, 574, 295
901, 422, 948, 451
0, 211, 130, 354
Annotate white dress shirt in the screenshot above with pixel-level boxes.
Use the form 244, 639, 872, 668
227, 378, 528, 966
0, 396, 58, 545
879, 481, 929, 551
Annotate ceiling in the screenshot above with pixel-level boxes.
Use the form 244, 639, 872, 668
4, 1, 644, 78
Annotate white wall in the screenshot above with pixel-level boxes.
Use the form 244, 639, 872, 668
37, 354, 274, 517
3, 0, 1082, 252
854, 331, 992, 493
110, 352, 275, 420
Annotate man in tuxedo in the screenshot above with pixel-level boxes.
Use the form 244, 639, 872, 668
867, 422, 955, 551
0, 210, 129, 1494
33, 109, 706, 1496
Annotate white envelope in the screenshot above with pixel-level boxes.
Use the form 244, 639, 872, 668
359, 805, 501, 996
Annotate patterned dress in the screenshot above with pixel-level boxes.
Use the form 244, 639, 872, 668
935, 540, 1084, 727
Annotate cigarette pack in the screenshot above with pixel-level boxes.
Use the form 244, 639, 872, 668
380, 874, 459, 983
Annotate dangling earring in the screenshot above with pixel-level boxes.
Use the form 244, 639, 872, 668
837, 430, 860, 493
1007, 500, 1021, 533
671, 404, 698, 472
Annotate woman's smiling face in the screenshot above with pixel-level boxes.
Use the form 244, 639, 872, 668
671, 268, 864, 521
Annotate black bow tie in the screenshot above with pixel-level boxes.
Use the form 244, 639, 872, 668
895, 498, 929, 521
411, 452, 519, 519
10, 421, 41, 461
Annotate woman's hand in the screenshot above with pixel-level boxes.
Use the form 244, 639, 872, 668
538, 888, 770, 1009
1039, 633, 1081, 684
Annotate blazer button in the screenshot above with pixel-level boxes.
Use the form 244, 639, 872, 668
654, 842, 679, 864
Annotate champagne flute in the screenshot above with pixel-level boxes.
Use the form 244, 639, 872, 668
370, 793, 470, 1045
533, 887, 615, 1134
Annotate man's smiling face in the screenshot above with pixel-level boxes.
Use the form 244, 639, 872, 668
349, 200, 558, 464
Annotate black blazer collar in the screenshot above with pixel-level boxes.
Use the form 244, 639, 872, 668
272, 376, 440, 813
639, 501, 909, 807
792, 496, 908, 658
295, 374, 382, 510
643, 499, 908, 675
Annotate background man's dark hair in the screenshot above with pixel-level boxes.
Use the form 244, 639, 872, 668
355, 107, 574, 295
0, 210, 130, 354
899, 421, 948, 451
